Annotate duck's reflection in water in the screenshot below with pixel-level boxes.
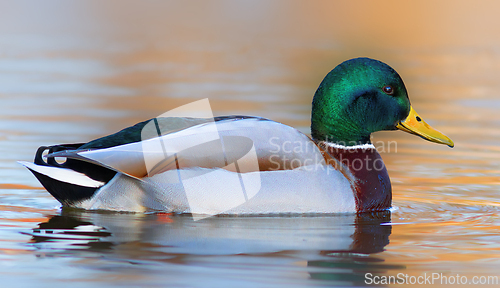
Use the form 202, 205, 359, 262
308, 212, 405, 285
26, 210, 401, 285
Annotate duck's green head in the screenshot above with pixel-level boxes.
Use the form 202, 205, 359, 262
311, 57, 454, 147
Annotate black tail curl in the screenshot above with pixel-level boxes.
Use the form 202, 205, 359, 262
35, 144, 117, 183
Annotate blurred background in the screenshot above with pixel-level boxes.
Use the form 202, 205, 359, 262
1, 0, 500, 286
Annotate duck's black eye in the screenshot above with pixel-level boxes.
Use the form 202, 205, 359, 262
383, 85, 394, 95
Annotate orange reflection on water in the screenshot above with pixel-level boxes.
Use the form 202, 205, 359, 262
0, 184, 44, 190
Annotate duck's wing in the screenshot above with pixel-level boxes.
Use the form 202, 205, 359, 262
46, 117, 326, 178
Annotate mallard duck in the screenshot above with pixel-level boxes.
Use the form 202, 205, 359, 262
20, 57, 454, 214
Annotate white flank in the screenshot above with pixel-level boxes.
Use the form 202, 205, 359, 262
80, 165, 357, 214
18, 161, 105, 188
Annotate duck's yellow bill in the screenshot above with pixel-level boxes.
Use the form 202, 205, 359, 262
396, 106, 454, 148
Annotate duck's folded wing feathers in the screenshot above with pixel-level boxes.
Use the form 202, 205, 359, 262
47, 117, 327, 178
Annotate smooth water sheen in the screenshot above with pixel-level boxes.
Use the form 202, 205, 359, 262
2, 1, 500, 287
